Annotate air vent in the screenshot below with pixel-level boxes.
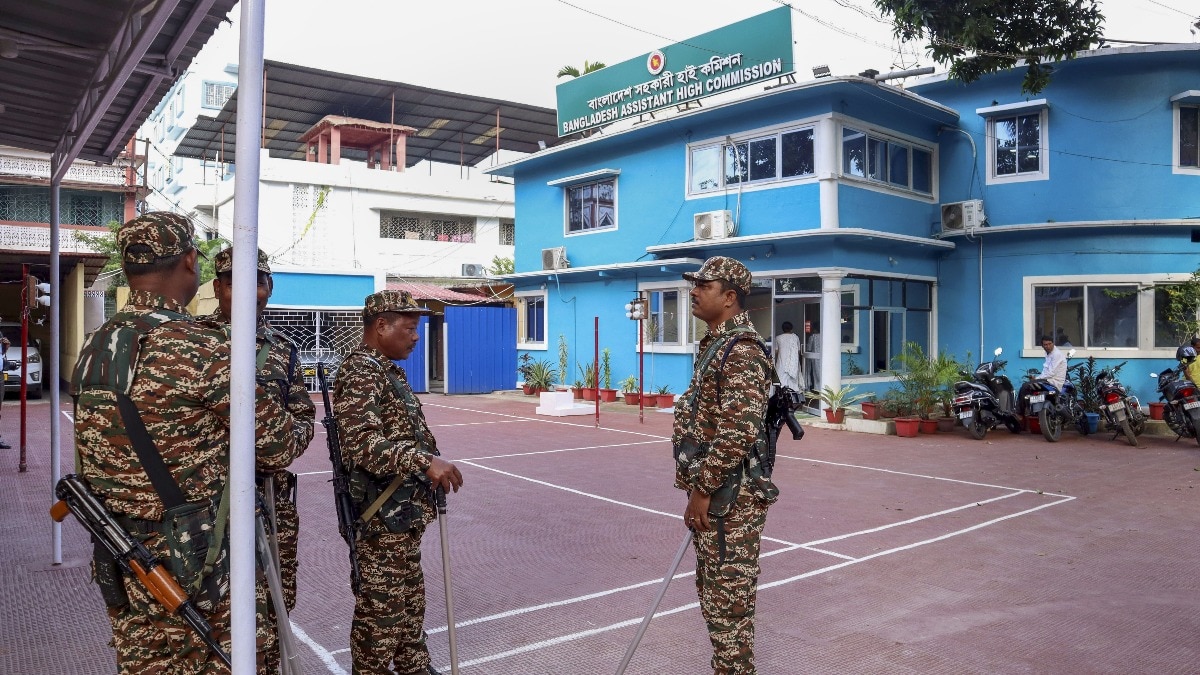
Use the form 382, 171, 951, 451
940, 200, 985, 233
693, 210, 735, 240
541, 246, 569, 270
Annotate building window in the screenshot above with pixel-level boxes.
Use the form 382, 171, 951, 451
689, 126, 816, 194
203, 81, 236, 109
1176, 104, 1198, 172
499, 220, 515, 246
380, 210, 475, 242
1027, 276, 1198, 353
646, 290, 682, 345
840, 126, 934, 194
516, 292, 547, 346
985, 109, 1048, 183
840, 276, 932, 376
566, 178, 615, 234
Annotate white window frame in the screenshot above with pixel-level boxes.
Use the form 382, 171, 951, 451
515, 290, 548, 350
562, 177, 617, 236
835, 116, 938, 200
637, 281, 692, 354
1022, 273, 1196, 359
1171, 93, 1200, 175
686, 118, 822, 197
980, 100, 1049, 185
202, 81, 236, 110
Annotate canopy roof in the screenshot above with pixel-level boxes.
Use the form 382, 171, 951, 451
175, 60, 564, 168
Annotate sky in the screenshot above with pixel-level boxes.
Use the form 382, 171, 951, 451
248, 0, 1200, 111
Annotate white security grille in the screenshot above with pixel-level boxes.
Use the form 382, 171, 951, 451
380, 210, 475, 242
263, 309, 362, 391
285, 185, 331, 267
499, 220, 514, 246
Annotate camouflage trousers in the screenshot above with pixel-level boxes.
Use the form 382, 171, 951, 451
351, 520, 431, 675
692, 489, 769, 675
105, 536, 276, 674
262, 482, 299, 673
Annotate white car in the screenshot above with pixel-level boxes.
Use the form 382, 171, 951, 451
1, 322, 42, 398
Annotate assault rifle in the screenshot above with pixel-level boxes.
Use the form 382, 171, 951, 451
763, 385, 804, 476
316, 362, 362, 594
50, 474, 231, 668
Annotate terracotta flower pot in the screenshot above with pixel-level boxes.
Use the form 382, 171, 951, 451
656, 393, 676, 408
571, 387, 584, 400
598, 388, 618, 403
894, 417, 921, 437
641, 394, 658, 407
1149, 401, 1165, 420
860, 401, 879, 420
522, 384, 536, 395
936, 416, 957, 432
824, 408, 846, 424
623, 392, 641, 405
918, 419, 939, 434
581, 387, 597, 401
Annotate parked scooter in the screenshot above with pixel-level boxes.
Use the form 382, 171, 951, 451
952, 347, 1022, 440
1021, 349, 1087, 442
1095, 361, 1145, 447
1150, 365, 1200, 447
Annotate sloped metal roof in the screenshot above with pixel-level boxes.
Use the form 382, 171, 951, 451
387, 280, 492, 304
173, 60, 563, 168
0, 0, 238, 168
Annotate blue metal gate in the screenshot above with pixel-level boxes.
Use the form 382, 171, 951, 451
393, 315, 429, 393
445, 306, 516, 394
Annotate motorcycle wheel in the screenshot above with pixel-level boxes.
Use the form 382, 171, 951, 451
1005, 418, 1022, 434
968, 414, 988, 440
1039, 406, 1062, 442
1118, 418, 1138, 447
1129, 410, 1146, 437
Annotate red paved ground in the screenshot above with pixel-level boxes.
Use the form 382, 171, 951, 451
2, 389, 1199, 674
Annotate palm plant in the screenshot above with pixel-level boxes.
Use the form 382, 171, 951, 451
556, 60, 607, 78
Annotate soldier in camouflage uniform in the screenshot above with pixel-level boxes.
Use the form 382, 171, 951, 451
333, 290, 464, 675
673, 256, 779, 675
71, 212, 302, 673
202, 247, 315, 670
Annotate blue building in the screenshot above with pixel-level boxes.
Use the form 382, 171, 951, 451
489, 35, 1200, 407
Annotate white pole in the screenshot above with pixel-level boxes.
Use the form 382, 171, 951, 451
231, 1, 265, 671
820, 272, 844, 395
49, 175, 62, 565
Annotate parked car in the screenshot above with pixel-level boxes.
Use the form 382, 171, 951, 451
1, 322, 42, 398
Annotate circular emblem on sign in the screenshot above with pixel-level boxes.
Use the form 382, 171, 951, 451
646, 50, 666, 76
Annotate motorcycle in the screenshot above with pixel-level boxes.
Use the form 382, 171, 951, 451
952, 347, 1022, 440
1021, 349, 1087, 442
1095, 361, 1145, 447
1150, 365, 1200, 447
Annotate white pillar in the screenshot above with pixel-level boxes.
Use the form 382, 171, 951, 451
820, 271, 845, 395
817, 117, 839, 231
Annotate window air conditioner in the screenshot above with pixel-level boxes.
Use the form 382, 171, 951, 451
939, 199, 985, 233
461, 263, 485, 277
694, 210, 735, 240
541, 246, 569, 270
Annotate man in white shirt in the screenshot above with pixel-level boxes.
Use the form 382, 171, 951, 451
1018, 336, 1067, 418
773, 322, 802, 391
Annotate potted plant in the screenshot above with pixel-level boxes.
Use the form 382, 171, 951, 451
932, 349, 967, 431
889, 342, 939, 433
578, 362, 597, 401
571, 379, 585, 400
1073, 356, 1103, 432
556, 335, 571, 391
619, 374, 641, 405
654, 384, 675, 408
817, 384, 870, 424
598, 348, 618, 402
525, 359, 556, 394
860, 397, 879, 420
518, 353, 535, 395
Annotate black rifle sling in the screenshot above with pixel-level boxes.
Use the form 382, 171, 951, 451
115, 393, 187, 510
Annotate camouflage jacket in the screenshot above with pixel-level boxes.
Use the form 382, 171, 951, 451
333, 344, 437, 479
198, 312, 315, 464
672, 312, 771, 495
72, 290, 300, 520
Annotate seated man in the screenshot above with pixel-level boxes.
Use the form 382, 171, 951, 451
1017, 336, 1067, 418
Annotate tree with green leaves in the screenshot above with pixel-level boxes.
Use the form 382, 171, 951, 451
556, 60, 606, 79
77, 219, 227, 291
873, 0, 1104, 94
1158, 267, 1200, 344
488, 255, 514, 276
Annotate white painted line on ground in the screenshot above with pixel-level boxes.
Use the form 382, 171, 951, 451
62, 410, 74, 422
462, 439, 665, 461
800, 546, 858, 560
431, 419, 532, 428
296, 470, 332, 477
447, 494, 1076, 671
804, 490, 1027, 547
779, 454, 1061, 493
425, 402, 670, 441
291, 622, 348, 674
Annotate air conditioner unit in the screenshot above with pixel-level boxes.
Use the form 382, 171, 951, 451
461, 263, 486, 277
940, 199, 985, 233
541, 246, 569, 270
694, 210, 735, 240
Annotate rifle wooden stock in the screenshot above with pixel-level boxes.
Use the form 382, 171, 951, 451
49, 499, 70, 522
129, 559, 189, 614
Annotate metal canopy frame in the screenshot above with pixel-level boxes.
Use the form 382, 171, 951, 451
174, 60, 564, 168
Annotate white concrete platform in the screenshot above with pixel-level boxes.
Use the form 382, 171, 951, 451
535, 391, 595, 417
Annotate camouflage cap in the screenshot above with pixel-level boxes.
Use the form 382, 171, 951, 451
363, 290, 431, 318
118, 212, 198, 265
683, 256, 752, 295
213, 247, 272, 275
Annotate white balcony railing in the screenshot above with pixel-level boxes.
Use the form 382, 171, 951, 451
0, 223, 110, 254
0, 155, 129, 187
